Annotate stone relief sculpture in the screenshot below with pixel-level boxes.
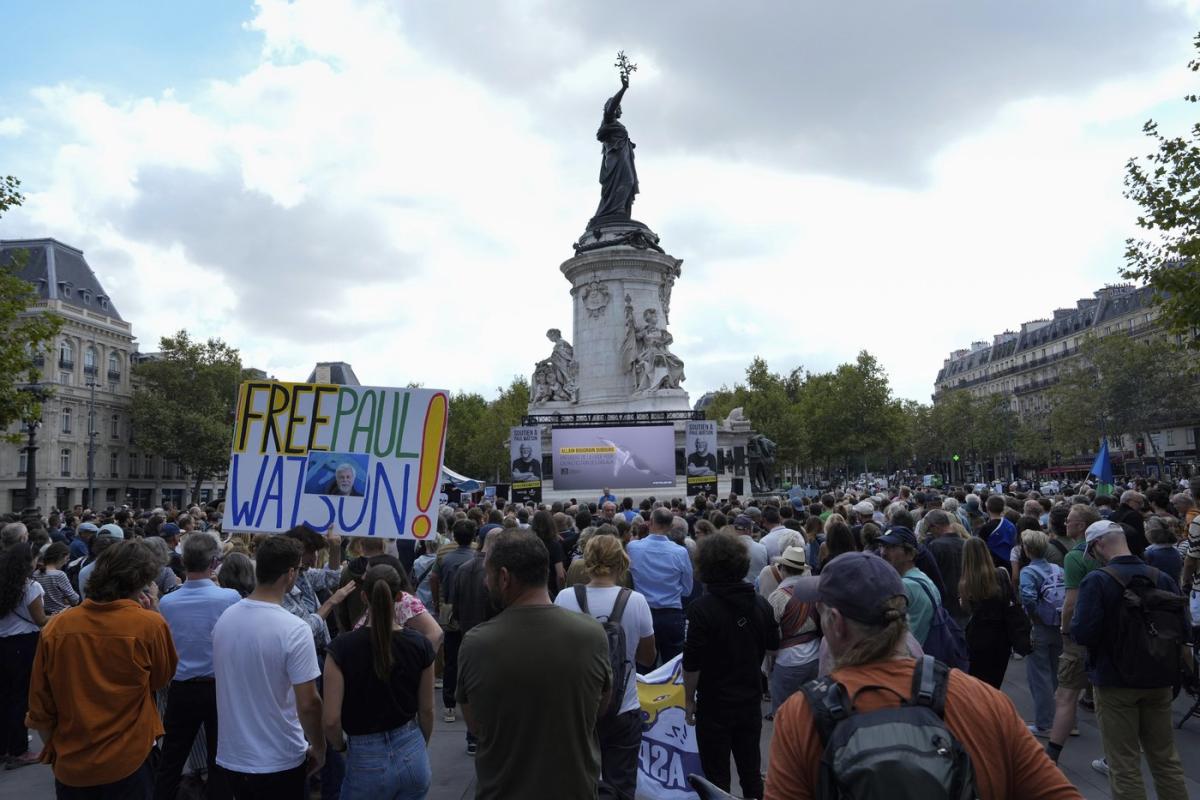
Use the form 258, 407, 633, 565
532, 328, 579, 404
658, 263, 681, 324
581, 279, 611, 318
723, 407, 747, 427
621, 294, 685, 393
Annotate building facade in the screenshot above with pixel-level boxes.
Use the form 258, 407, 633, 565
1, 238, 222, 514
934, 283, 1199, 475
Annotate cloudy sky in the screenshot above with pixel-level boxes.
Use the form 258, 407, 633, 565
1, 0, 1197, 404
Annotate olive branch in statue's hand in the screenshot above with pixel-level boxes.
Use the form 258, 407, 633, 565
614, 50, 638, 84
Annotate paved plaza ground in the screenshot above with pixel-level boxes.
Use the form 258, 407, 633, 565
2, 652, 1197, 799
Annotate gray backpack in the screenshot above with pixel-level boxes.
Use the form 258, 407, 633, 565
574, 585, 632, 722
799, 655, 977, 800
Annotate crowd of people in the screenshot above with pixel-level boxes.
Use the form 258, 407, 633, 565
0, 473, 1196, 799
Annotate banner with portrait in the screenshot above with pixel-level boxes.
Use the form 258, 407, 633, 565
636, 655, 704, 799
509, 426, 543, 504
684, 420, 718, 496
226, 381, 448, 539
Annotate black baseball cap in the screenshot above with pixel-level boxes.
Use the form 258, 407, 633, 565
790, 551, 908, 625
877, 526, 917, 549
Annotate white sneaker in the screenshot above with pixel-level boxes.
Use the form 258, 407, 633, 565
434, 677, 444, 689
1027, 724, 1050, 738
443, 707, 456, 723
1091, 758, 1109, 777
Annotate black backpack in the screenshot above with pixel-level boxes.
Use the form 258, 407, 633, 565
575, 585, 632, 722
1100, 566, 1187, 689
799, 655, 977, 800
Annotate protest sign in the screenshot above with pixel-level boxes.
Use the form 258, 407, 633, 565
226, 381, 448, 539
509, 426, 543, 504
637, 655, 704, 799
684, 420, 718, 496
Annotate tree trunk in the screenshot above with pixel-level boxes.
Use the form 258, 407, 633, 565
191, 470, 206, 506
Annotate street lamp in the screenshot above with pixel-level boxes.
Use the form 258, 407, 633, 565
85, 339, 97, 509
18, 381, 49, 523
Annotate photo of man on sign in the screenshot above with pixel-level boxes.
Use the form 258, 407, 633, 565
304, 453, 369, 497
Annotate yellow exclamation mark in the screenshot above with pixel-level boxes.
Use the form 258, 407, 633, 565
410, 392, 448, 539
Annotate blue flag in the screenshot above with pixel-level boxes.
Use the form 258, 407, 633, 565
1091, 440, 1114, 495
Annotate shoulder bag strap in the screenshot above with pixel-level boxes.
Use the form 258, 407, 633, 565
609, 588, 632, 625
907, 574, 940, 609
799, 677, 849, 747
1100, 565, 1129, 588
574, 583, 590, 615
414, 560, 437, 589
907, 654, 952, 717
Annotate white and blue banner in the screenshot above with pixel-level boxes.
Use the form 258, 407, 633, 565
636, 655, 704, 799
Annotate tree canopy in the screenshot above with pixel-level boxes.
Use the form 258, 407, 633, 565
130, 331, 244, 502
704, 351, 903, 475
1123, 32, 1200, 342
1048, 332, 1197, 459
444, 377, 530, 481
0, 176, 62, 437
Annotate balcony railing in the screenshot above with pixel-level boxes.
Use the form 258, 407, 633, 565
107, 370, 121, 381
58, 358, 74, 369
84, 365, 97, 376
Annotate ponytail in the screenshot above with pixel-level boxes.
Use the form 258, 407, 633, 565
363, 564, 401, 683
832, 596, 910, 669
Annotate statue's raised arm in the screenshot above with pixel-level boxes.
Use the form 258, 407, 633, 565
604, 73, 629, 124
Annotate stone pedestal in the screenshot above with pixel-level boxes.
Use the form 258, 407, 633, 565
545, 222, 689, 414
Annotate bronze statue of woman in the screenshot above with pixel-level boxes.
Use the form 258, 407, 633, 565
591, 72, 639, 225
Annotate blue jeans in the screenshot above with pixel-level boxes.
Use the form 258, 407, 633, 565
1026, 621, 1062, 730
769, 658, 818, 714
341, 721, 430, 800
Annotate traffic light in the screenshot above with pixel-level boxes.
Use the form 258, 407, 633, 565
1136, 438, 1145, 457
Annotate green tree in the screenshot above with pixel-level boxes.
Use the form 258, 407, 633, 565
444, 377, 531, 482
706, 357, 807, 470
0, 176, 62, 436
793, 352, 899, 476
1122, 33, 1200, 342
444, 391, 490, 478
130, 331, 244, 502
1048, 333, 1197, 462
1012, 417, 1054, 468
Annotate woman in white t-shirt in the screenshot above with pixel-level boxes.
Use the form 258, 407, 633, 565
554, 533, 655, 800
0, 542, 49, 769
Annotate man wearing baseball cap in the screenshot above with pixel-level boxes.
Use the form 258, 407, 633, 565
876, 527, 940, 647
1071, 520, 1189, 799
732, 514, 769, 584
764, 552, 1079, 800
69, 522, 98, 561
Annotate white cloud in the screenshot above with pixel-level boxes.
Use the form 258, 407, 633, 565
0, 117, 26, 136
0, 0, 1196, 406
